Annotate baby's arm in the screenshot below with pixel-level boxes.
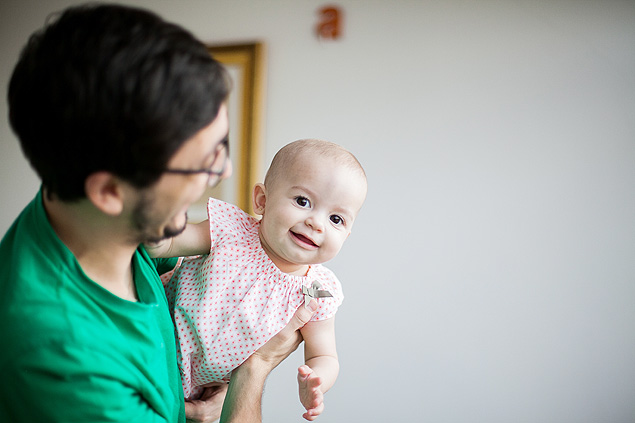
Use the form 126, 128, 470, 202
145, 220, 211, 258
298, 317, 339, 421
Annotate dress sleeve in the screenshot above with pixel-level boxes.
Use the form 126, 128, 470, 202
207, 197, 259, 249
311, 266, 345, 321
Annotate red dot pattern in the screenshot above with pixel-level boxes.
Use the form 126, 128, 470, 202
162, 198, 344, 400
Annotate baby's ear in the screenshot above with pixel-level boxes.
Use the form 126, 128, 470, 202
252, 183, 267, 216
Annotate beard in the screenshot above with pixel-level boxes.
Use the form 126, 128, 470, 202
130, 191, 188, 244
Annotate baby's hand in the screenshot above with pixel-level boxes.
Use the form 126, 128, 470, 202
297, 365, 325, 421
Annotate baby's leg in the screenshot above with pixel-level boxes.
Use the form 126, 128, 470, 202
297, 365, 324, 421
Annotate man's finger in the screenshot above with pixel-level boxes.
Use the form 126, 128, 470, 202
289, 299, 318, 330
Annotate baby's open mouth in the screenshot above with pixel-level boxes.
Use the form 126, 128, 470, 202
291, 232, 318, 247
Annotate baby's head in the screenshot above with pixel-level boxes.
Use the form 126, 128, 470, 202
253, 139, 367, 274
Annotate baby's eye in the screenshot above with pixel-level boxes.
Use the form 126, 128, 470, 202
330, 215, 344, 225
295, 196, 311, 208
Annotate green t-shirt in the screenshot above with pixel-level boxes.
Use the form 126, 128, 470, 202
0, 190, 185, 422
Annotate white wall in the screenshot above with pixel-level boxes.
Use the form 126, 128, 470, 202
1, 1, 634, 422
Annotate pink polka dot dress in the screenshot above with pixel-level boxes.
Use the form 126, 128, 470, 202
162, 198, 344, 400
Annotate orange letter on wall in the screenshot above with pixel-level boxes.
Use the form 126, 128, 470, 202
316, 6, 343, 40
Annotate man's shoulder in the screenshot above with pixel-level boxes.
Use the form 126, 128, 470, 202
0, 191, 48, 260
0, 194, 93, 361
0, 198, 70, 310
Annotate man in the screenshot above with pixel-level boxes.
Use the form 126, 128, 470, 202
0, 4, 315, 422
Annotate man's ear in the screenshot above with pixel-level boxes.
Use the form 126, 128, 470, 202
84, 172, 125, 216
252, 183, 267, 216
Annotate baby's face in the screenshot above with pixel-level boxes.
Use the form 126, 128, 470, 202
258, 154, 367, 271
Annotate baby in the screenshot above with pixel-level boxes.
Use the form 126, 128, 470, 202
151, 139, 367, 420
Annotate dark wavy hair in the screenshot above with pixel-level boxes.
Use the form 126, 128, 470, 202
8, 3, 230, 201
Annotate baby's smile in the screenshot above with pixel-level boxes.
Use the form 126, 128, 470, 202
290, 231, 318, 248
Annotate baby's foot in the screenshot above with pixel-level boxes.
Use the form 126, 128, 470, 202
297, 365, 324, 421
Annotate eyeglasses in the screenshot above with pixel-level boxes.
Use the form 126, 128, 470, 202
164, 137, 229, 188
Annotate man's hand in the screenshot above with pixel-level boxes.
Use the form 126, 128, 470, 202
249, 299, 318, 369
185, 383, 229, 423
219, 300, 318, 423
